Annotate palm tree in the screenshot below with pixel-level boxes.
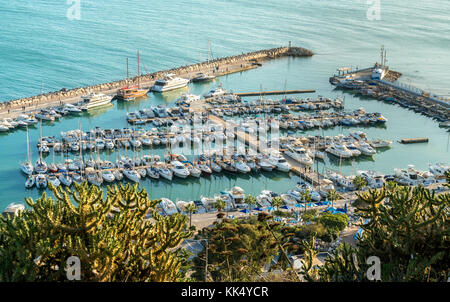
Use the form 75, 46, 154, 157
326, 189, 341, 208
214, 199, 226, 213
244, 194, 257, 216
352, 175, 367, 195
185, 203, 198, 229
271, 196, 283, 213
301, 189, 312, 212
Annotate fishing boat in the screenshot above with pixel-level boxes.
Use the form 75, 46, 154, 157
151, 73, 189, 92
80, 93, 113, 111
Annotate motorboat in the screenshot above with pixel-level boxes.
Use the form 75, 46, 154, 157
280, 194, 296, 206
233, 159, 251, 173
209, 160, 221, 173
170, 160, 190, 178
58, 171, 73, 187
227, 186, 245, 208
185, 162, 201, 178
191, 72, 216, 82
203, 87, 227, 98
122, 166, 141, 182
113, 170, 123, 181
146, 166, 160, 179
80, 93, 113, 111
2, 203, 25, 217
267, 151, 291, 172
117, 85, 148, 100
369, 139, 392, 148
152, 74, 189, 92
283, 145, 313, 165
159, 198, 178, 215
357, 141, 376, 155
87, 171, 103, 186
345, 143, 362, 156
155, 163, 173, 180
325, 144, 353, 158
198, 162, 212, 175
100, 170, 115, 183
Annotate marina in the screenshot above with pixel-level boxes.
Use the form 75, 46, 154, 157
0, 47, 449, 212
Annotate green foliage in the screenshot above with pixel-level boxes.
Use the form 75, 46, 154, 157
301, 209, 317, 222
302, 183, 450, 282
318, 213, 349, 232
271, 197, 284, 211
0, 182, 192, 282
353, 175, 367, 193
192, 214, 298, 281
214, 199, 226, 212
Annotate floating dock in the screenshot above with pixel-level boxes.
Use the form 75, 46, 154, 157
399, 137, 429, 144
235, 90, 316, 97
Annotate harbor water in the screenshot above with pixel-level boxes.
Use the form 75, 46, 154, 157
0, 1, 449, 209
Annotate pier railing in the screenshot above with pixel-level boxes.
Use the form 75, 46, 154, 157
378, 79, 450, 106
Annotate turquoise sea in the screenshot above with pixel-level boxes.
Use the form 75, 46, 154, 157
0, 1, 449, 210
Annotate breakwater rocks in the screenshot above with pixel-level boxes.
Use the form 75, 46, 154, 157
0, 46, 314, 112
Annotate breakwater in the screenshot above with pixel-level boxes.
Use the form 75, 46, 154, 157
0, 46, 314, 117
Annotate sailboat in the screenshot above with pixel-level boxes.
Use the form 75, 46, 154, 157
20, 126, 34, 175
117, 51, 149, 101
35, 120, 48, 174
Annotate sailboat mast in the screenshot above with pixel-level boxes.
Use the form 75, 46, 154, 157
137, 50, 140, 88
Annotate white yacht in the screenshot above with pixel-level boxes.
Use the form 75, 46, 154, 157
267, 151, 291, 172
228, 186, 245, 208
152, 73, 189, 92
233, 159, 251, 173
100, 170, 115, 183
160, 198, 178, 216
123, 166, 141, 182
284, 146, 314, 165
80, 93, 113, 111
325, 144, 353, 158
171, 160, 190, 178
357, 141, 376, 155
369, 139, 392, 148
203, 87, 227, 98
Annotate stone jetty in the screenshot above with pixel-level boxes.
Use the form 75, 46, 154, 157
0, 46, 314, 117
